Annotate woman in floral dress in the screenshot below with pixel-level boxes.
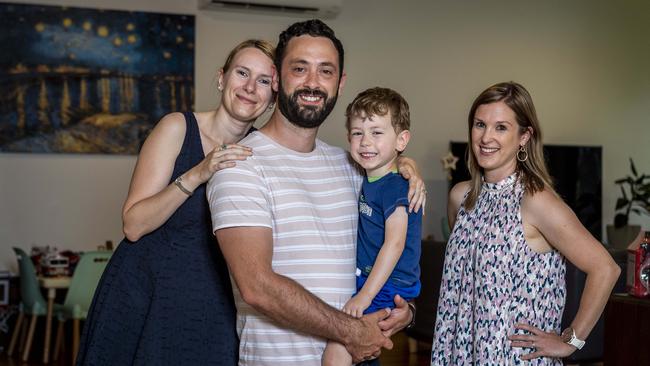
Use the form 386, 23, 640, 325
431, 82, 620, 365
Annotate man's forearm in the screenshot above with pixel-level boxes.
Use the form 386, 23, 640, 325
217, 227, 353, 340
245, 270, 355, 344
216, 226, 390, 361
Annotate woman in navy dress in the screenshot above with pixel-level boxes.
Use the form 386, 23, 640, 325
76, 40, 277, 366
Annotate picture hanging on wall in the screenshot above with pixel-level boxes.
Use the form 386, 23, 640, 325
0, 3, 195, 154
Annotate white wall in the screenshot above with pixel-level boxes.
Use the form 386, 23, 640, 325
2, 0, 650, 271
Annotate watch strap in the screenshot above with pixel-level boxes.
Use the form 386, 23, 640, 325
567, 335, 585, 350
405, 302, 416, 329
564, 327, 585, 350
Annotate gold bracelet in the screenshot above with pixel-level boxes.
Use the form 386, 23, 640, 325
173, 176, 193, 196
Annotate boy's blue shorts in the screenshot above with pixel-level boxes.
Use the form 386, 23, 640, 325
355, 272, 421, 314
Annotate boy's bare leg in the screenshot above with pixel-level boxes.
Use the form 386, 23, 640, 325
322, 340, 353, 366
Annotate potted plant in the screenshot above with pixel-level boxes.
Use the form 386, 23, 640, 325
607, 158, 650, 249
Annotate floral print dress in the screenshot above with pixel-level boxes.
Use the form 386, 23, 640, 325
431, 174, 565, 365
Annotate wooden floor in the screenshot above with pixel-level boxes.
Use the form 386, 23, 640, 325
0, 332, 429, 366
379, 333, 432, 366
0, 353, 71, 366
0, 346, 74, 366
1, 333, 603, 366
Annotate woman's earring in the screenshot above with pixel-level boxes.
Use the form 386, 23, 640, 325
267, 102, 275, 111
517, 145, 528, 162
218, 84, 223, 91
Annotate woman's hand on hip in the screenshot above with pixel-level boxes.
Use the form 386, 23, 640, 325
509, 323, 576, 360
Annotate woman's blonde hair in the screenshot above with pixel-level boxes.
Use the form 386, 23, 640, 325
464, 81, 555, 210
222, 39, 275, 73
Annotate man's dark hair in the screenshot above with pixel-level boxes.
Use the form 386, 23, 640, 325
275, 19, 344, 78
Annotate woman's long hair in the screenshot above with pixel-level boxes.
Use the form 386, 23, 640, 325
464, 81, 555, 210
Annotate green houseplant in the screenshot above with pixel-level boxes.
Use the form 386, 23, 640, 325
608, 158, 650, 248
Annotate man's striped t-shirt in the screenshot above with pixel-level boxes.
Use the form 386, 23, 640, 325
207, 131, 362, 365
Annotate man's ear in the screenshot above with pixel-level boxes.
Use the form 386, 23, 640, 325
396, 130, 411, 152
272, 66, 279, 92
337, 71, 347, 95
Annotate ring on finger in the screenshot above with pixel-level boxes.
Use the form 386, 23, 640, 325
220, 144, 227, 151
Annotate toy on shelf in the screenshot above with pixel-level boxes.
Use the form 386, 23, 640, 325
29, 246, 80, 277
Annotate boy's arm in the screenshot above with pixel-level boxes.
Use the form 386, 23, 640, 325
396, 156, 426, 213
344, 207, 408, 318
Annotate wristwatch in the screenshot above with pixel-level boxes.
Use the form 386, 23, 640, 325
561, 327, 585, 350
405, 302, 416, 329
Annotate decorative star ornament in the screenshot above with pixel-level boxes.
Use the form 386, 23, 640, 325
441, 151, 460, 180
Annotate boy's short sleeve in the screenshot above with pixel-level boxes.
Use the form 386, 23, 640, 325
381, 175, 410, 219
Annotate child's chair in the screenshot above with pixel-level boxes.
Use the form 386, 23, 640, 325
7, 247, 58, 361
52, 251, 111, 365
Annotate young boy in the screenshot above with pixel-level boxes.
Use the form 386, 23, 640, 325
322, 87, 422, 365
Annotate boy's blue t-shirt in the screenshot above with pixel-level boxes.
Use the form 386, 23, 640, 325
356, 172, 422, 287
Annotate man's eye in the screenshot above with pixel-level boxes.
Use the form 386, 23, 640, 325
351, 132, 362, 136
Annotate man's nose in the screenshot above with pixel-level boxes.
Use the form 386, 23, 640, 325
304, 70, 319, 89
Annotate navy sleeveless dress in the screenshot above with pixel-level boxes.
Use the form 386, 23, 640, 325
76, 112, 238, 365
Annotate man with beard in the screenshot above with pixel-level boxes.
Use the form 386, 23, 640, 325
207, 20, 422, 365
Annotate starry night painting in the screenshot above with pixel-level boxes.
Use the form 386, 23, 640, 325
0, 3, 194, 154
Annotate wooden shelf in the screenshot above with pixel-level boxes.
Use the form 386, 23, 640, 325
603, 293, 650, 365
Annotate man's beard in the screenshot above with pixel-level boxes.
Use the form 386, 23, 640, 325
278, 85, 338, 129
